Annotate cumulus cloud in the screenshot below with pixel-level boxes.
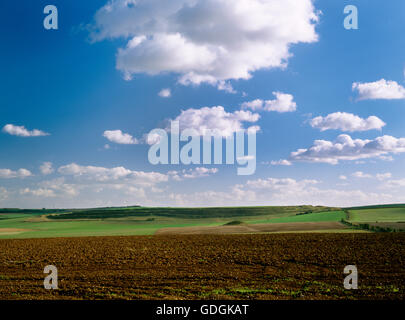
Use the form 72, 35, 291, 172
89, 0, 319, 90
20, 188, 56, 198
167, 176, 398, 207
169, 167, 218, 180
103, 130, 139, 145
169, 106, 260, 136
37, 178, 78, 196
182, 167, 218, 179
158, 88, 171, 98
352, 171, 372, 179
247, 177, 318, 190
216, 81, 236, 94
2, 124, 49, 137
0, 168, 32, 179
109, 184, 147, 198
241, 99, 263, 111
40, 162, 54, 175
383, 178, 405, 188
242, 178, 394, 207
241, 92, 297, 113
289, 134, 405, 164
352, 79, 405, 100
342, 172, 392, 181
58, 163, 168, 186
20, 178, 79, 198
310, 112, 386, 132
103, 130, 160, 145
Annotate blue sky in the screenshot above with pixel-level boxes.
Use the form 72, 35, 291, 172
1, 0, 405, 208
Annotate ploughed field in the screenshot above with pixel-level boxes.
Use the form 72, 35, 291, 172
0, 233, 404, 300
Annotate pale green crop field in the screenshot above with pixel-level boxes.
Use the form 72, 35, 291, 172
348, 208, 405, 223
0, 214, 226, 239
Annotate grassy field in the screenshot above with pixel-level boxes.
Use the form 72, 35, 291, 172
46, 205, 332, 220
0, 215, 225, 239
0, 205, 336, 239
348, 207, 405, 223
250, 210, 346, 224
0, 204, 404, 239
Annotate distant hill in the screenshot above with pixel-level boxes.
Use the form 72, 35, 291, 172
46, 205, 337, 220
345, 204, 405, 210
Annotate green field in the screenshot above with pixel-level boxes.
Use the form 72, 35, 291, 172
345, 204, 405, 210
0, 204, 404, 239
46, 205, 332, 220
0, 214, 225, 239
251, 210, 346, 224
0, 205, 336, 239
348, 207, 405, 223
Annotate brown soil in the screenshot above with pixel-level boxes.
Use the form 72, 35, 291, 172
0, 233, 404, 300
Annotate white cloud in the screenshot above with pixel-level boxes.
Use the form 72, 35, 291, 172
109, 184, 146, 198
240, 177, 395, 207
20, 178, 78, 198
341, 172, 393, 181
143, 132, 162, 145
2, 124, 49, 137
183, 167, 218, 179
247, 177, 318, 190
58, 163, 168, 186
90, 0, 319, 90
169, 167, 218, 181
38, 178, 78, 196
352, 171, 372, 179
167, 177, 397, 207
310, 112, 386, 132
169, 106, 260, 136
383, 178, 405, 188
241, 99, 263, 111
0, 168, 32, 179
40, 162, 54, 175
158, 88, 171, 98
103, 130, 139, 144
339, 175, 347, 180
241, 92, 297, 113
216, 81, 236, 94
103, 130, 159, 145
289, 134, 405, 164
352, 79, 405, 100
20, 188, 56, 198
270, 159, 292, 166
